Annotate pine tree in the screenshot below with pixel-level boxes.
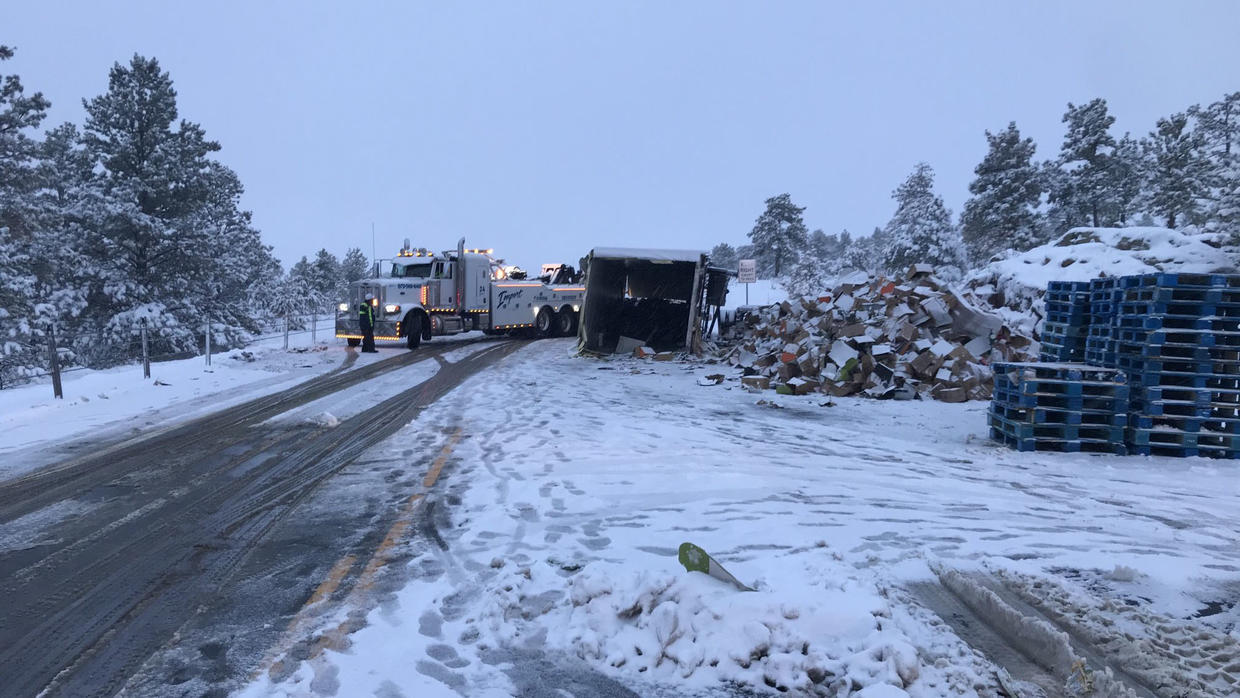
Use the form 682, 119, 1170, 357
341, 247, 369, 285
747, 193, 809, 277
0, 45, 52, 382
1143, 113, 1211, 228
960, 122, 1044, 263
709, 242, 738, 270
1191, 93, 1240, 240
1048, 98, 1123, 230
879, 163, 965, 277
79, 55, 276, 359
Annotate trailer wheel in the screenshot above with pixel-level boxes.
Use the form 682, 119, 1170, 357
556, 309, 577, 337
346, 338, 361, 347
406, 314, 423, 350
535, 307, 555, 338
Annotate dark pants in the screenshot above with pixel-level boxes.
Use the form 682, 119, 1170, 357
361, 323, 377, 352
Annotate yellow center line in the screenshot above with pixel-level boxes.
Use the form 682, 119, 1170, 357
423, 427, 464, 488
254, 427, 465, 680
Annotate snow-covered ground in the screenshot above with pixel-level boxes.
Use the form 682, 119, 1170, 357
243, 339, 1240, 697
0, 319, 486, 483
727, 278, 785, 309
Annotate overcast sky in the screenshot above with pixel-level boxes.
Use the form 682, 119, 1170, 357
7, 2, 1240, 270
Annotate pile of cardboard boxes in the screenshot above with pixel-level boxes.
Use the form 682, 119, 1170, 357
717, 266, 1039, 402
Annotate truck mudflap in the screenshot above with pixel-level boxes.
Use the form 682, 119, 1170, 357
335, 318, 401, 341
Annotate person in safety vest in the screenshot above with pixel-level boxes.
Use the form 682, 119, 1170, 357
358, 294, 378, 353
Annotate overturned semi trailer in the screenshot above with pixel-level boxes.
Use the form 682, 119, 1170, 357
577, 247, 730, 355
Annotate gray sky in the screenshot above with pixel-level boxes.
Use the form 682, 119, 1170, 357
7, 1, 1240, 270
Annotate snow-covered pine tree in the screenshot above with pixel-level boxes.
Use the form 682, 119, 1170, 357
0, 45, 52, 383
1143, 113, 1212, 228
309, 249, 342, 306
841, 228, 883, 275
747, 193, 809, 278
30, 123, 96, 366
1190, 92, 1240, 241
879, 163, 965, 278
960, 122, 1044, 263
80, 55, 276, 361
709, 242, 738, 270
341, 247, 369, 286
1048, 99, 1123, 231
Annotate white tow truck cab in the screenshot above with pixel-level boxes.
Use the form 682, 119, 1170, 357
335, 238, 584, 349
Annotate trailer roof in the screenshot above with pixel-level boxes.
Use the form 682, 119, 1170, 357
589, 247, 705, 263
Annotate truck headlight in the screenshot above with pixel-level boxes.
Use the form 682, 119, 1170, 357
338, 302, 348, 312
384, 304, 401, 314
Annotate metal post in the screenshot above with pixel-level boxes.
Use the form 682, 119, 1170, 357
204, 317, 212, 367
141, 324, 150, 379
283, 314, 290, 350
745, 283, 749, 305
47, 323, 63, 399
311, 311, 317, 345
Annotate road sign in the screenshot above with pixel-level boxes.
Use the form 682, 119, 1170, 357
737, 259, 757, 284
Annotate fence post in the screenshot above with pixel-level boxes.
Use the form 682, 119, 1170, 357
283, 314, 290, 350
141, 322, 150, 379
204, 317, 212, 367
311, 311, 318, 345
47, 322, 63, 399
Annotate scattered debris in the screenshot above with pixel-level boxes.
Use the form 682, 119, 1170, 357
719, 266, 1038, 401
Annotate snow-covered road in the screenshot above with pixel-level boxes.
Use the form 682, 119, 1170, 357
245, 339, 1240, 697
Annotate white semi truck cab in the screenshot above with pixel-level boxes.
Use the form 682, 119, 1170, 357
335, 238, 584, 349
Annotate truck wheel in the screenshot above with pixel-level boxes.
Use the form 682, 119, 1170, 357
347, 338, 361, 347
556, 310, 577, 337
535, 307, 555, 338
406, 314, 423, 350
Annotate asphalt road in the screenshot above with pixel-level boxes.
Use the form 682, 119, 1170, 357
0, 339, 523, 698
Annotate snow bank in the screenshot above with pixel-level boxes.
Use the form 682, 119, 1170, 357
967, 226, 1235, 310
479, 558, 920, 695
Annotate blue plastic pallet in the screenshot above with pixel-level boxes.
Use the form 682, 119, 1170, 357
1116, 356, 1240, 377
1118, 300, 1240, 318
1136, 385, 1240, 404
1135, 400, 1240, 419
990, 403, 1128, 426
1127, 444, 1240, 459
1128, 412, 1240, 434
1128, 371, 1240, 389
1116, 314, 1240, 332
1127, 427, 1240, 450
1119, 273, 1240, 289
1118, 328, 1240, 347
991, 387, 1127, 412
1047, 280, 1093, 293
989, 426, 1127, 454
1117, 341, 1240, 360
992, 362, 1125, 383
1123, 286, 1240, 304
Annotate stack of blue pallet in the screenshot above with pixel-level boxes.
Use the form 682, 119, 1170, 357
1113, 273, 1240, 458
988, 361, 1129, 453
1040, 281, 1091, 363
1083, 276, 1121, 368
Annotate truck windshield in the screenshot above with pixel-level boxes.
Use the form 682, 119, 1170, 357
391, 262, 433, 278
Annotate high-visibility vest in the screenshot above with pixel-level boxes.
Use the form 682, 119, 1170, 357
358, 302, 374, 324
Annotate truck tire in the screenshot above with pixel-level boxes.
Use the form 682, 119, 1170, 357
406, 314, 422, 350
556, 309, 577, 337
535, 307, 555, 338
347, 337, 361, 347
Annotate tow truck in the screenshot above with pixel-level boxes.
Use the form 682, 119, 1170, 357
335, 238, 585, 349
